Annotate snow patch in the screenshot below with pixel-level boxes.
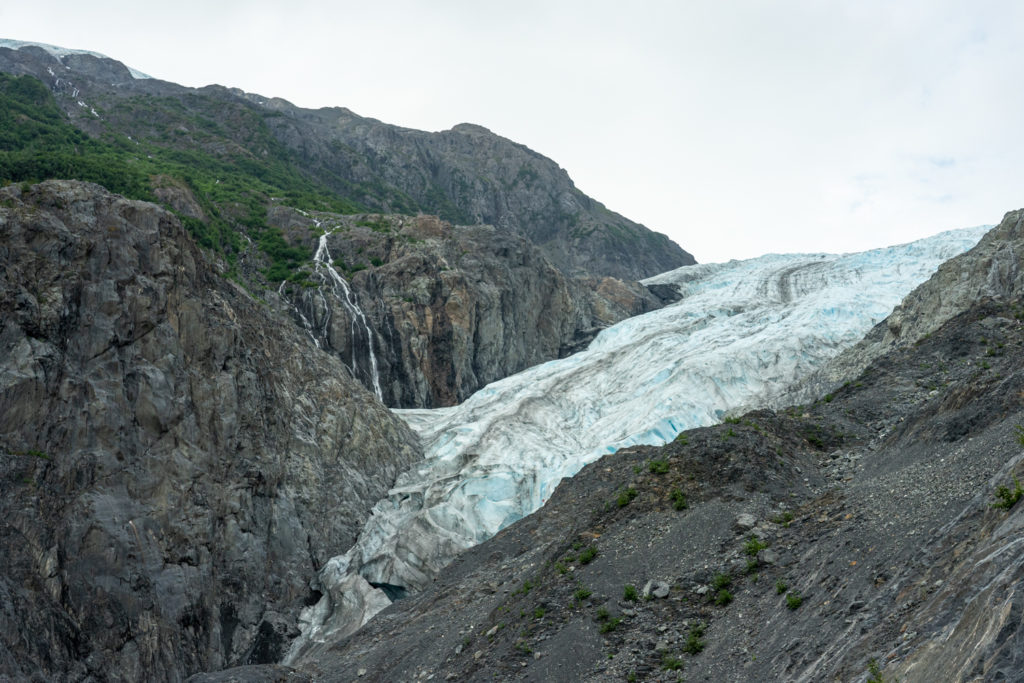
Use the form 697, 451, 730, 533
0, 39, 151, 79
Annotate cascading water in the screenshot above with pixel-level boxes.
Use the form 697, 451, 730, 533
311, 229, 384, 402
278, 217, 384, 402
286, 225, 990, 660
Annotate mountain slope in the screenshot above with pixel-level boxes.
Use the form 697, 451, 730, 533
0, 181, 421, 679
267, 209, 661, 408
0, 41, 694, 281
0, 42, 688, 406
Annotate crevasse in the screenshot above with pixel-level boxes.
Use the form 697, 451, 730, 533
288, 225, 989, 656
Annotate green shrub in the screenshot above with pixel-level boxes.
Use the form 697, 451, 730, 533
776, 579, 788, 595
623, 584, 638, 601
711, 573, 732, 591
786, 591, 803, 610
674, 432, 689, 445
866, 658, 889, 683
743, 537, 768, 556
648, 459, 669, 474
771, 511, 794, 527
671, 488, 688, 510
533, 607, 545, 619
599, 617, 622, 633
578, 546, 598, 564
683, 623, 706, 654
715, 589, 733, 606
992, 476, 1024, 510
616, 488, 638, 508
662, 655, 683, 670
573, 586, 592, 601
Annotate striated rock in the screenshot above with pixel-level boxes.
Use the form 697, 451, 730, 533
0, 181, 421, 680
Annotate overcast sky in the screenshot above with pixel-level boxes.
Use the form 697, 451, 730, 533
3, 1, 1022, 263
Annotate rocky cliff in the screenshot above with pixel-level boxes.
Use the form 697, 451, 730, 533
0, 181, 421, 680
0, 43, 695, 282
267, 209, 660, 407
263, 112, 693, 280
0, 43, 685, 406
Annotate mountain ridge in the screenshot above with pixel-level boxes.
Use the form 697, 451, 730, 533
0, 39, 695, 281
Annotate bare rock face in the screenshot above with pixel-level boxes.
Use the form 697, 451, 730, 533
273, 212, 660, 407
0, 181, 421, 680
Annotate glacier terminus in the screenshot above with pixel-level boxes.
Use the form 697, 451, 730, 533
288, 226, 989, 657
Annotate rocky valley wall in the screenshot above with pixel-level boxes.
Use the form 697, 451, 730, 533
0, 181, 421, 680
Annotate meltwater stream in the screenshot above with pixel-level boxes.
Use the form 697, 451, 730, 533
280, 218, 384, 401
289, 227, 988, 655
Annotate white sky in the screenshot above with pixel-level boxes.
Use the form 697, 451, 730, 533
3, 1, 1022, 263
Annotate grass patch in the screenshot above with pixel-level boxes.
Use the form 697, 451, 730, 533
662, 655, 684, 670
711, 573, 732, 591
671, 488, 688, 510
573, 585, 592, 601
771, 511, 794, 527
743, 537, 768, 556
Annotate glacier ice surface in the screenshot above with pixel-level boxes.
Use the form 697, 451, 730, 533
288, 226, 989, 656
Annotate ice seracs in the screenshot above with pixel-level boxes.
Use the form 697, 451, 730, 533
287, 225, 989, 658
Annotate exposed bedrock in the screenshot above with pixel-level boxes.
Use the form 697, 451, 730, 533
0, 181, 421, 680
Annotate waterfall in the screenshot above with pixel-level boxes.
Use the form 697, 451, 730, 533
311, 229, 384, 402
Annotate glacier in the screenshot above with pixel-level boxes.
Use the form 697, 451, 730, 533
288, 226, 989, 655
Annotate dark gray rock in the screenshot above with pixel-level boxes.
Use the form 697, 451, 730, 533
0, 181, 421, 680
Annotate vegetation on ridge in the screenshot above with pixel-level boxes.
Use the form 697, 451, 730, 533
0, 73, 359, 281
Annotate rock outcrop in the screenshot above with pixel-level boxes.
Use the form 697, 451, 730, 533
0, 181, 421, 680
270, 210, 661, 407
